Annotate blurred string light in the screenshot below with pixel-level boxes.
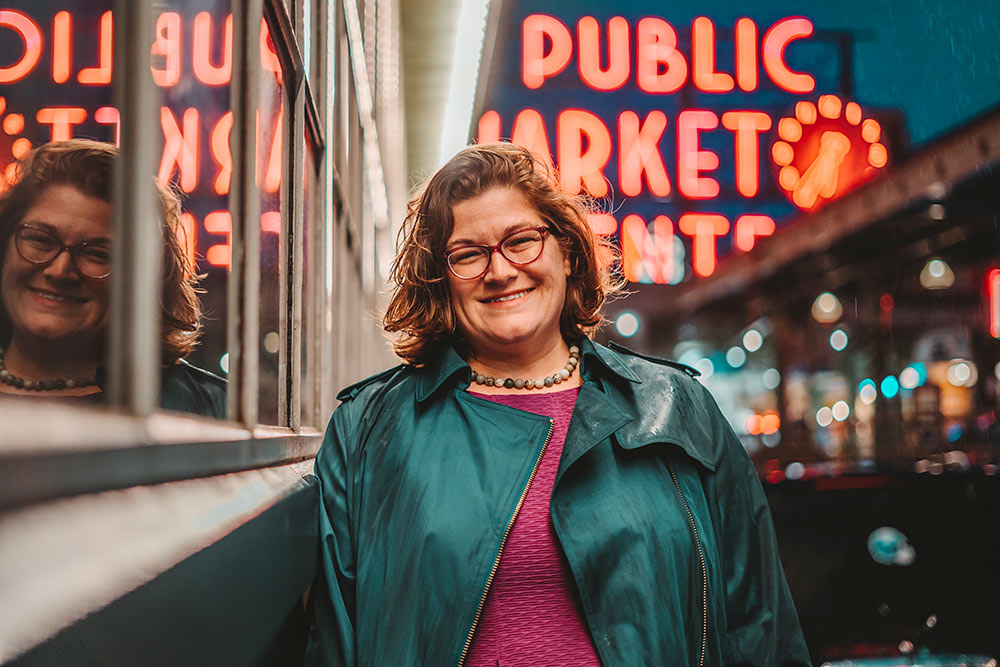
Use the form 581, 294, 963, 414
811, 291, 842, 323
742, 328, 763, 352
726, 346, 747, 368
919, 258, 955, 290
816, 406, 833, 427
762, 368, 781, 390
219, 353, 230, 374
868, 526, 916, 566
898, 362, 929, 390
695, 358, 714, 379
832, 400, 850, 422
858, 379, 877, 404
881, 375, 900, 398
762, 431, 781, 448
829, 328, 848, 351
438, 0, 491, 166
785, 461, 806, 481
615, 311, 640, 337
946, 359, 977, 387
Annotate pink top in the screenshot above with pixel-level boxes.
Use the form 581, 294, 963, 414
465, 387, 602, 667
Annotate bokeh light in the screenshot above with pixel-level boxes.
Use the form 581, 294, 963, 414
829, 329, 848, 351
742, 329, 763, 352
763, 368, 781, 390
881, 375, 899, 398
615, 311, 640, 337
726, 346, 747, 368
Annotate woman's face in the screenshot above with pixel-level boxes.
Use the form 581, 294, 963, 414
446, 187, 571, 358
1, 185, 112, 354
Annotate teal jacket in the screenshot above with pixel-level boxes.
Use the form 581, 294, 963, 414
307, 339, 809, 666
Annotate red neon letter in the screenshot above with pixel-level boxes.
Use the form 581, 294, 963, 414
179, 212, 197, 270
159, 107, 200, 192
52, 11, 72, 83
678, 213, 729, 277
204, 210, 232, 268
511, 109, 555, 174
735, 18, 757, 92
193, 12, 233, 86
677, 110, 720, 199
692, 17, 734, 93
989, 269, 1000, 339
477, 110, 501, 143
577, 16, 629, 91
261, 109, 283, 193
78, 11, 112, 85
261, 211, 281, 235
0, 10, 42, 83
734, 214, 775, 252
95, 106, 120, 145
586, 213, 618, 236
151, 12, 181, 87
618, 110, 670, 197
721, 110, 771, 197
557, 109, 611, 197
260, 19, 281, 80
211, 111, 233, 195
622, 214, 676, 284
636, 18, 687, 94
762, 18, 815, 93
522, 14, 571, 89
36, 107, 87, 141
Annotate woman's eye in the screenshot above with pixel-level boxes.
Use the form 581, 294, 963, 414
452, 249, 485, 264
80, 247, 112, 263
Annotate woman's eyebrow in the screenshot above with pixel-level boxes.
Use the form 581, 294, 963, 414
446, 222, 535, 248
20, 220, 111, 245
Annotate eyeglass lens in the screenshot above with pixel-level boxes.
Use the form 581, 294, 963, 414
16, 226, 112, 279
448, 229, 545, 279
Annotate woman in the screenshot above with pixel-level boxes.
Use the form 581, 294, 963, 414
0, 139, 225, 417
307, 143, 809, 665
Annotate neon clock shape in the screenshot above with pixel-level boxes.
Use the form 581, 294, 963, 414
770, 94, 888, 212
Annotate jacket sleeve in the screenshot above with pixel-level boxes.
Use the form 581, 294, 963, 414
305, 406, 358, 666
699, 385, 811, 666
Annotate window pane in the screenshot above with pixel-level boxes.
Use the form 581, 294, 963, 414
0, 0, 227, 418
257, 18, 283, 426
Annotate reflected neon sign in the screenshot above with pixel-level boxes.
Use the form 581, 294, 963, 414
0, 7, 284, 269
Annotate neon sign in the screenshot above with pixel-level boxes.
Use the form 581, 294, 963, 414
0, 5, 283, 270
479, 12, 891, 283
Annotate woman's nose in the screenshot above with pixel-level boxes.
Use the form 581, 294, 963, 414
42, 249, 80, 279
483, 247, 518, 282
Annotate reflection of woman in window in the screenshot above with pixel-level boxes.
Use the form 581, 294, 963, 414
307, 143, 809, 665
0, 140, 225, 417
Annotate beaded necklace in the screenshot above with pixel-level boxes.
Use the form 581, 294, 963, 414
0, 347, 98, 392
470, 344, 580, 390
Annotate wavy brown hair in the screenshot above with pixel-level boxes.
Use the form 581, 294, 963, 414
0, 139, 203, 364
385, 142, 624, 365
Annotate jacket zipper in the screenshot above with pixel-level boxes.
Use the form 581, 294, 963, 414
666, 459, 708, 667
456, 419, 555, 667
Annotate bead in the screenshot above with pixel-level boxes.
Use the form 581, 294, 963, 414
534, 379, 544, 389
559, 369, 570, 379
569, 345, 580, 355
66, 380, 76, 389
475, 373, 485, 384
503, 378, 515, 388
485, 377, 495, 386
524, 379, 534, 389
544, 377, 553, 387
55, 380, 67, 389
514, 379, 525, 389
23, 380, 34, 390
0, 369, 8, 379
14, 377, 23, 388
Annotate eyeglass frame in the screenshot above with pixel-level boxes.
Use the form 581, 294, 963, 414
12, 223, 113, 279
443, 226, 552, 280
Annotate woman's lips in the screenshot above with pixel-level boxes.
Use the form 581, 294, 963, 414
28, 287, 87, 304
481, 288, 534, 304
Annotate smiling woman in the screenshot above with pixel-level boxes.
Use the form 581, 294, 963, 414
0, 140, 225, 416
307, 143, 811, 666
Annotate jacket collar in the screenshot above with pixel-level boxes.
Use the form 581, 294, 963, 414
414, 337, 641, 403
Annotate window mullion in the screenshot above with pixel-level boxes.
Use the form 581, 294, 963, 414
228, 0, 263, 427
107, 0, 160, 415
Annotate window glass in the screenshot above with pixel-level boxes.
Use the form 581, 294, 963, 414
256, 18, 283, 425
0, 0, 229, 418
300, 132, 317, 427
